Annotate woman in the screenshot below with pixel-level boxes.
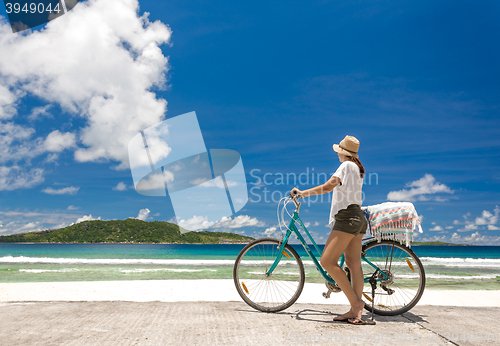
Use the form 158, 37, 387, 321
292, 135, 373, 325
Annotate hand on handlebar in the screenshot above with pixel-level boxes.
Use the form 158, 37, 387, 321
290, 187, 304, 199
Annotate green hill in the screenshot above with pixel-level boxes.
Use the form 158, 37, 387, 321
0, 219, 255, 244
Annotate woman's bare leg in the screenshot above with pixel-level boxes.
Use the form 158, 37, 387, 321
344, 233, 365, 320
320, 230, 364, 321
331, 232, 364, 320
345, 233, 364, 300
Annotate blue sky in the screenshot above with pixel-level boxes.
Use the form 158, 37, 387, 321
0, 0, 499, 244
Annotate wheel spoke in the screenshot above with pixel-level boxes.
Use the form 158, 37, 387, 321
234, 239, 305, 312
361, 240, 425, 316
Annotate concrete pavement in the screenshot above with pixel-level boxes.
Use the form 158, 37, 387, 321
0, 301, 497, 345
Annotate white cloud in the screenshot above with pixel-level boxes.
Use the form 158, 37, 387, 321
135, 171, 173, 192
197, 178, 240, 189
44, 153, 59, 163
113, 182, 128, 191
42, 186, 80, 195
190, 177, 210, 186
0, 210, 43, 217
0, 122, 45, 164
0, 221, 46, 235
453, 232, 500, 245
75, 214, 101, 224
387, 174, 453, 202
464, 223, 478, 231
429, 225, 443, 231
453, 206, 500, 232
28, 105, 53, 121
0, 0, 171, 171
434, 197, 448, 202
178, 215, 216, 231
19, 222, 42, 230
142, 122, 171, 168
67, 205, 80, 210
44, 130, 76, 152
302, 221, 321, 228
0, 208, 83, 235
51, 222, 73, 230
135, 208, 150, 221
178, 214, 265, 231
475, 206, 499, 226
417, 231, 500, 245
0, 165, 44, 191
0, 85, 19, 120
212, 215, 265, 229
264, 226, 277, 235
170, 163, 183, 172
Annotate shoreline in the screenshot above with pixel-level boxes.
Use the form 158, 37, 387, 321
1, 279, 499, 306
0, 242, 252, 245
2, 242, 495, 246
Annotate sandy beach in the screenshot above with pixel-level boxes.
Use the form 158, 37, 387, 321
1, 279, 500, 307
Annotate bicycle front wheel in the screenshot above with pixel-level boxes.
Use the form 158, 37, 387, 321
361, 240, 425, 316
233, 238, 305, 312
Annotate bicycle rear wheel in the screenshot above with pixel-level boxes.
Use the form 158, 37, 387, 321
233, 238, 305, 312
361, 240, 425, 316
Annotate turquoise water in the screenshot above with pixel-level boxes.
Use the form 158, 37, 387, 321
1, 243, 499, 289
0, 243, 245, 260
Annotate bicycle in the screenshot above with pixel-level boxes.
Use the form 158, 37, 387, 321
233, 193, 426, 315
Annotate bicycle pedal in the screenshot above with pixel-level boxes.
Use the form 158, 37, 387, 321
325, 281, 341, 290
323, 281, 341, 299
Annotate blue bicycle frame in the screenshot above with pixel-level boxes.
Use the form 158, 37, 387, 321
265, 209, 389, 284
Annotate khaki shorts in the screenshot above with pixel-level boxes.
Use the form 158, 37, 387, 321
331, 204, 368, 236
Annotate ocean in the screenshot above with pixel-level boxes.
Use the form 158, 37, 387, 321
1, 243, 499, 290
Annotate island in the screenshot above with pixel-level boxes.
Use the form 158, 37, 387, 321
0, 219, 255, 244
412, 241, 473, 246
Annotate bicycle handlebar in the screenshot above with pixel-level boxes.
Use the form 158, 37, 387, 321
288, 190, 303, 210
289, 189, 303, 199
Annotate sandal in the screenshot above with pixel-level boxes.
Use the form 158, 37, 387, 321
347, 318, 376, 325
333, 316, 351, 322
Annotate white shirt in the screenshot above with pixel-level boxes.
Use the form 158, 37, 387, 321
329, 161, 364, 228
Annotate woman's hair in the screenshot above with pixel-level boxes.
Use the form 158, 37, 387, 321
346, 156, 365, 179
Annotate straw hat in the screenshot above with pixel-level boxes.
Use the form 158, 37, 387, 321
333, 135, 359, 158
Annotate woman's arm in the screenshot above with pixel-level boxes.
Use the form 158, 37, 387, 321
292, 175, 340, 197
